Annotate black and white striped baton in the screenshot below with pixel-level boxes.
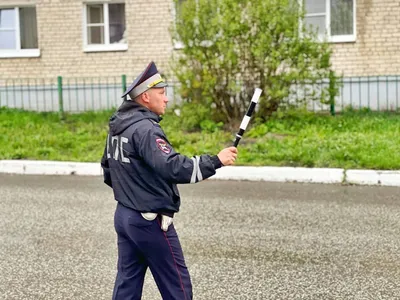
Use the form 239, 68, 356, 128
233, 88, 262, 147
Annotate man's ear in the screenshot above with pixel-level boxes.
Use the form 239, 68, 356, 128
141, 91, 151, 104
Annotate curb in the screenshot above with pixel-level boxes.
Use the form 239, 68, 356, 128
213, 166, 344, 184
1, 160, 400, 187
346, 169, 400, 187
0, 160, 102, 176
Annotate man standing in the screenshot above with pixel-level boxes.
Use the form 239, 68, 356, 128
101, 61, 237, 300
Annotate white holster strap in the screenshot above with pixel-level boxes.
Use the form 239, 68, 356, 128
161, 215, 173, 232
141, 213, 173, 231
141, 212, 158, 221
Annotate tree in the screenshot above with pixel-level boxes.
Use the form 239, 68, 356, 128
171, 0, 339, 126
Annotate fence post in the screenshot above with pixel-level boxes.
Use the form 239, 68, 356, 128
57, 76, 64, 119
329, 71, 336, 116
122, 74, 127, 101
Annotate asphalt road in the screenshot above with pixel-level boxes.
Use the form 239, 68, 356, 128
1, 174, 400, 300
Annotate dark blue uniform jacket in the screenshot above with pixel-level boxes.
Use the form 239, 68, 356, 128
101, 101, 222, 216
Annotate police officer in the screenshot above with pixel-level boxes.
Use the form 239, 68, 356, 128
101, 61, 238, 300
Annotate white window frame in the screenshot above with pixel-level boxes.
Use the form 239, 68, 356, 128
0, 6, 40, 58
83, 2, 127, 52
303, 0, 356, 43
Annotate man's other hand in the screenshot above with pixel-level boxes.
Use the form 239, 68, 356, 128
217, 147, 238, 166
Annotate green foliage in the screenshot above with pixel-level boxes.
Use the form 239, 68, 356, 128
2, 108, 400, 170
179, 102, 212, 131
0, 107, 112, 162
171, 0, 339, 125
200, 119, 223, 133
164, 102, 224, 132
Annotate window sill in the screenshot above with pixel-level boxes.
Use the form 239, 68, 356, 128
0, 49, 40, 58
329, 35, 356, 43
83, 44, 128, 52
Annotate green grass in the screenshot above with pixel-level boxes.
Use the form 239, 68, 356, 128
1, 107, 400, 170
0, 108, 110, 162
243, 111, 400, 170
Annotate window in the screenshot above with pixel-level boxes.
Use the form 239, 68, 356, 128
172, 0, 186, 49
83, 2, 127, 52
172, 0, 220, 49
304, 0, 356, 43
0, 6, 40, 58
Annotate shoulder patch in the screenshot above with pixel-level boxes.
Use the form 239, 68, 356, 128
156, 138, 171, 154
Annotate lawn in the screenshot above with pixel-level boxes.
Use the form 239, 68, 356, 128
1, 107, 399, 170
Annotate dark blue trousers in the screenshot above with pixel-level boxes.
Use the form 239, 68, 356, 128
112, 203, 193, 300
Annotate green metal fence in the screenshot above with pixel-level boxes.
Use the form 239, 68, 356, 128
305, 75, 400, 114
0, 76, 127, 115
1, 75, 400, 115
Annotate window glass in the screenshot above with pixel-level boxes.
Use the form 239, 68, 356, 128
0, 9, 16, 49
20, 7, 38, 49
88, 26, 104, 44
0, 9, 15, 28
0, 30, 16, 49
87, 5, 104, 24
331, 0, 353, 36
304, 0, 326, 14
87, 4, 104, 44
109, 4, 125, 43
305, 15, 326, 37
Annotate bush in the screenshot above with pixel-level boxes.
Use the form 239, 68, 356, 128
172, 0, 339, 125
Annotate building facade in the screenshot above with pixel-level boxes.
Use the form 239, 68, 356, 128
314, 0, 400, 77
1, 0, 399, 79
0, 0, 175, 80
1, 0, 399, 112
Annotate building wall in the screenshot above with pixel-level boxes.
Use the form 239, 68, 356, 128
0, 0, 174, 80
331, 0, 400, 77
2, 0, 400, 80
